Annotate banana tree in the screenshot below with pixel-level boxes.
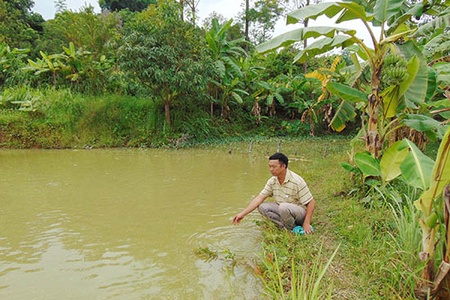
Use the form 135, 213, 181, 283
253, 75, 289, 117
0, 44, 29, 86
256, 0, 433, 157
24, 51, 69, 86
414, 6, 450, 127
205, 18, 248, 119
343, 126, 450, 298
413, 126, 450, 299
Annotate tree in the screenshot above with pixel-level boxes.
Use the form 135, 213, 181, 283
43, 6, 121, 59
240, 0, 285, 44
180, 0, 200, 25
413, 5, 450, 119
118, 0, 214, 127
257, 0, 439, 158
54, 0, 67, 14
205, 18, 248, 119
0, 0, 44, 52
99, 0, 156, 12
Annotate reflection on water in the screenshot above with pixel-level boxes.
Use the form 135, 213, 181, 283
0, 148, 269, 299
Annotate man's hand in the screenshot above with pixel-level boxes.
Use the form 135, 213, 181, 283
302, 199, 315, 234
232, 214, 244, 224
302, 222, 314, 234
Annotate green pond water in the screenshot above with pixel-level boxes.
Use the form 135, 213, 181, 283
0, 148, 272, 299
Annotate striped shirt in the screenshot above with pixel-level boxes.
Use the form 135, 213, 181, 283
260, 169, 313, 208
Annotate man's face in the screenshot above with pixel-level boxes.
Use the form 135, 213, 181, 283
269, 159, 286, 177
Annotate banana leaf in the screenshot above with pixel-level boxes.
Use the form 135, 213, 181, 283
355, 151, 381, 178
330, 100, 357, 132
256, 27, 356, 54
401, 139, 435, 190
327, 82, 367, 103
380, 140, 409, 182
414, 126, 450, 212
397, 42, 428, 105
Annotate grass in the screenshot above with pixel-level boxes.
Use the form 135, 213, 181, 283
258, 239, 339, 300
0, 88, 162, 148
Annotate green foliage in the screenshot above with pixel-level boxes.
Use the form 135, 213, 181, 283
0, 0, 44, 53
0, 43, 30, 87
24, 43, 117, 94
0, 88, 162, 148
206, 18, 249, 119
378, 190, 425, 298
259, 241, 337, 299
42, 6, 121, 58
342, 137, 439, 193
254, 76, 288, 117
0, 0, 445, 154
99, 0, 156, 12
0, 85, 42, 111
354, 151, 381, 178
256, 0, 442, 158
119, 0, 214, 126
76, 95, 161, 147
280, 120, 310, 136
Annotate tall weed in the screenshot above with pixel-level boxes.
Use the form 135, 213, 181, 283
259, 241, 338, 299
382, 190, 427, 298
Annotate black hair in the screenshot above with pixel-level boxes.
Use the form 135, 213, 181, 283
269, 152, 288, 168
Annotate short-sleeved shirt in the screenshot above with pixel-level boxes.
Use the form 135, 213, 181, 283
260, 169, 313, 208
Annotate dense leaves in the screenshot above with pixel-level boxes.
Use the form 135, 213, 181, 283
118, 0, 214, 126
99, 0, 156, 12
0, 0, 44, 53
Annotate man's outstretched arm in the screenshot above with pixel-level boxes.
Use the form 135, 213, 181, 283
232, 194, 268, 224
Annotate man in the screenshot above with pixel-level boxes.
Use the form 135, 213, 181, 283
232, 152, 315, 234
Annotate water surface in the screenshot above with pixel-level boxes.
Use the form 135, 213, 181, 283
0, 148, 271, 299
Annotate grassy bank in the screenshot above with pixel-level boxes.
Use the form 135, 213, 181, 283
0, 88, 166, 148
0, 88, 341, 149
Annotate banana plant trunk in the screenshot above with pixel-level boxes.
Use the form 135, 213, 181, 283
366, 64, 383, 158
435, 185, 450, 299
415, 186, 450, 299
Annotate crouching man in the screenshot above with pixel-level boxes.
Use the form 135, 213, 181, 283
232, 152, 315, 234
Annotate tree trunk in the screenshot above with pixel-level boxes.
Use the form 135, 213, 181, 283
366, 65, 382, 157
164, 100, 171, 126
244, 0, 250, 43
415, 186, 450, 299
302, 0, 310, 73
180, 0, 184, 21
436, 185, 450, 299
164, 88, 171, 126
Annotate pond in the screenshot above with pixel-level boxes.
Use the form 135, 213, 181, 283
0, 147, 273, 299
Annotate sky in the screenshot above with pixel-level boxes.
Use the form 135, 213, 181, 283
31, 0, 377, 47
32, 0, 241, 22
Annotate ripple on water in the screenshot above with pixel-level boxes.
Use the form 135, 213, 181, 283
183, 221, 264, 299
188, 219, 262, 255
